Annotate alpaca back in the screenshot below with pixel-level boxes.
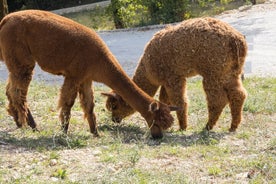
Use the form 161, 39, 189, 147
0, 10, 113, 80
139, 17, 247, 80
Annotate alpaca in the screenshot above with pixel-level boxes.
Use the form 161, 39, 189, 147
0, 10, 177, 138
103, 17, 248, 132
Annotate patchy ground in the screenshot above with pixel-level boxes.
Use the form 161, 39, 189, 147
0, 1, 276, 183
0, 77, 275, 183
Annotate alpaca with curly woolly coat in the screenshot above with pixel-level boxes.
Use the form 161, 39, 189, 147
0, 10, 177, 138
104, 17, 248, 132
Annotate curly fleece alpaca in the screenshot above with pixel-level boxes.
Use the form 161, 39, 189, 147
104, 17, 248, 132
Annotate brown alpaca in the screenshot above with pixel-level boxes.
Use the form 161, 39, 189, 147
0, 10, 176, 138
104, 17, 248, 132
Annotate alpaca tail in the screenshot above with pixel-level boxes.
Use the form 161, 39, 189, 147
230, 35, 248, 67
0, 35, 2, 61
0, 49, 2, 61
0, 17, 8, 61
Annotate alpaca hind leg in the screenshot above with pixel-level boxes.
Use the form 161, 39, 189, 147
27, 108, 37, 130
225, 79, 247, 132
203, 79, 228, 130
3, 43, 36, 129
164, 79, 188, 130
6, 81, 20, 127
78, 80, 98, 136
58, 78, 78, 134
6, 69, 35, 129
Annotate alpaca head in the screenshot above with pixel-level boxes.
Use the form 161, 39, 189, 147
147, 101, 175, 139
102, 92, 135, 123
103, 92, 180, 139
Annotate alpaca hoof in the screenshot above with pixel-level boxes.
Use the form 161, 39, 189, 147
92, 130, 100, 137
27, 108, 37, 129
205, 124, 213, 131
61, 127, 68, 134
61, 123, 69, 134
32, 127, 40, 132
229, 127, 237, 132
15, 120, 23, 128
179, 127, 187, 131
16, 123, 22, 128
150, 125, 163, 139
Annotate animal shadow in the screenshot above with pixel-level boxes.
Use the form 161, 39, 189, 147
0, 124, 230, 151
98, 123, 229, 147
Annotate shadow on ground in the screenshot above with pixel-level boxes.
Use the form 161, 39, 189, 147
0, 122, 230, 152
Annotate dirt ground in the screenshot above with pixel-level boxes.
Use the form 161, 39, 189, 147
0, 1, 276, 183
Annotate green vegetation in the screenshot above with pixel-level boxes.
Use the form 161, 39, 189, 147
0, 77, 275, 183
6, 0, 252, 30
107, 0, 250, 29
64, 0, 250, 30
6, 0, 257, 31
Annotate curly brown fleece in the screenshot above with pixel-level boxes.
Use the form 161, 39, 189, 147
0, 10, 175, 138
105, 17, 248, 132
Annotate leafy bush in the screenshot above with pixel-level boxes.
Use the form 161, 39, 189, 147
110, 0, 189, 28
109, 0, 148, 28
109, 0, 246, 29
144, 0, 189, 24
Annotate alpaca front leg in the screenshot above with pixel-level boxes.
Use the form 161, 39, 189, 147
163, 79, 188, 130
59, 109, 71, 134
79, 81, 98, 136
58, 78, 78, 134
159, 86, 170, 105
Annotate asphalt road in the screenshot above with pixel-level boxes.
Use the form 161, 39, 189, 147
0, 1, 275, 84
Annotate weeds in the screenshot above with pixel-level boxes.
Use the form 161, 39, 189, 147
51, 168, 67, 179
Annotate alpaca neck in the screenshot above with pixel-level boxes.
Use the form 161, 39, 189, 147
132, 61, 159, 97
98, 55, 153, 120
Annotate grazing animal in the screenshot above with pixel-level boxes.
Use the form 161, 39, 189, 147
0, 10, 176, 138
104, 17, 248, 132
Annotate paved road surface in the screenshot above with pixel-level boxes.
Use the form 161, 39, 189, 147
0, 1, 275, 84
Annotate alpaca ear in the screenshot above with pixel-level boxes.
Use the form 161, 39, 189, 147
101, 92, 114, 97
169, 106, 183, 111
149, 101, 160, 112
101, 92, 121, 100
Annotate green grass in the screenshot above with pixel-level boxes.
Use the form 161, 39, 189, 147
0, 77, 275, 183
63, 5, 115, 31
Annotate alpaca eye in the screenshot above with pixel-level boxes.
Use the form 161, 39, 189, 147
111, 104, 117, 110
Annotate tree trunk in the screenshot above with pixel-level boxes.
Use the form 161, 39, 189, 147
0, 0, 8, 21
110, 0, 124, 29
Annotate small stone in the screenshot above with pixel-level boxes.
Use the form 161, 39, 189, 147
51, 177, 59, 182
50, 159, 58, 166
92, 150, 102, 156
